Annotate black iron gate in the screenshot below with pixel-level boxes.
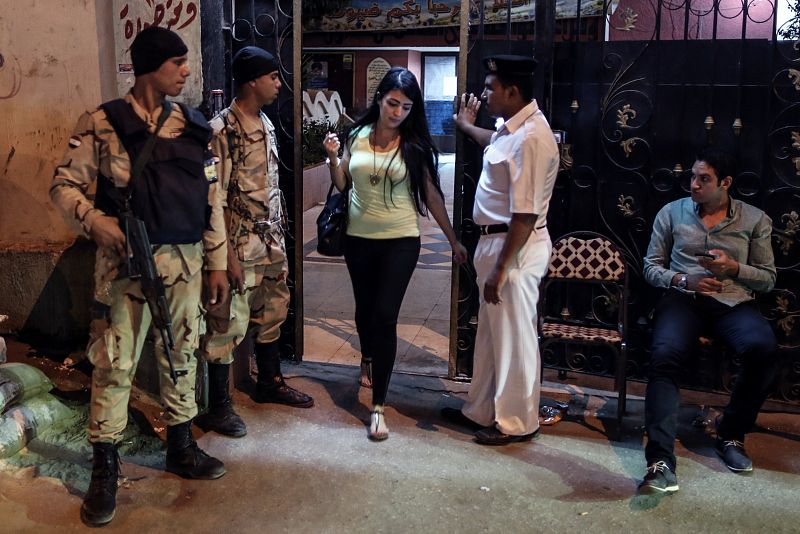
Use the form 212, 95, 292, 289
456, 0, 800, 402
209, 0, 301, 360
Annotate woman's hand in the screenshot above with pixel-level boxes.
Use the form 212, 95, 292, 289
323, 132, 341, 159
452, 241, 468, 265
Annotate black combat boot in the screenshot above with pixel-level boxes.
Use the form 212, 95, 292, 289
165, 421, 226, 479
81, 442, 120, 527
252, 342, 314, 408
194, 363, 247, 437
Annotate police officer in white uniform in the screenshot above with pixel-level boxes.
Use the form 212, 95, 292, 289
445, 55, 559, 445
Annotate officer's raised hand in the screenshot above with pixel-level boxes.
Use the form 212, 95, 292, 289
90, 215, 126, 257
453, 93, 481, 131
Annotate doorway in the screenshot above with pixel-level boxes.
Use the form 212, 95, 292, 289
300, 35, 462, 379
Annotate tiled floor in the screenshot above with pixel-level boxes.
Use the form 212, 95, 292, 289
301, 154, 456, 378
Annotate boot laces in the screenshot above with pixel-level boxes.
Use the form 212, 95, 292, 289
187, 442, 211, 464
94, 449, 122, 475
211, 398, 235, 414
89, 449, 123, 492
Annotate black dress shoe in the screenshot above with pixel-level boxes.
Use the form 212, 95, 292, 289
474, 426, 540, 446
440, 407, 486, 430
252, 380, 314, 408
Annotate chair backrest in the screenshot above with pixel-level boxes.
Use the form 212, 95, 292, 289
548, 232, 627, 282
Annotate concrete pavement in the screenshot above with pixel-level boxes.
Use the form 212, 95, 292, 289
2, 361, 800, 533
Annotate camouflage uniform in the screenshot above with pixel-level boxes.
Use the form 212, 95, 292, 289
200, 101, 288, 364
50, 93, 227, 444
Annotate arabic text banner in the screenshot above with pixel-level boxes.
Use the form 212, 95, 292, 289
113, 0, 203, 105
304, 0, 604, 32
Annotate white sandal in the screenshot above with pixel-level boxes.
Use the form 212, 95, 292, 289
368, 405, 389, 441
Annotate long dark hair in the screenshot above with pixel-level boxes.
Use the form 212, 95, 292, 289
346, 67, 444, 216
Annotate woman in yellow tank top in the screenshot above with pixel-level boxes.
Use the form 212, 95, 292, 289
323, 67, 468, 441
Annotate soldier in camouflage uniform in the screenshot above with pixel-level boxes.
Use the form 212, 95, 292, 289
49, 28, 229, 527
196, 46, 313, 438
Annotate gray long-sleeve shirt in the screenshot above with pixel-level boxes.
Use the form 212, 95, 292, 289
643, 197, 776, 306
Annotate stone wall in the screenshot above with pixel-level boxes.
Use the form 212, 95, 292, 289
0, 240, 95, 346
0, 1, 115, 339
0, 1, 114, 247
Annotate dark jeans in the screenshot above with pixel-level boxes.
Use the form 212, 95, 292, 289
344, 235, 421, 406
645, 289, 778, 471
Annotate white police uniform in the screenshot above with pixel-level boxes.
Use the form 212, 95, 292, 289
462, 99, 559, 436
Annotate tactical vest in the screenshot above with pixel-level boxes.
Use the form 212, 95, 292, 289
95, 99, 212, 244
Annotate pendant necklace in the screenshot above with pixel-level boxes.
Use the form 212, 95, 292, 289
369, 129, 394, 187
370, 143, 381, 186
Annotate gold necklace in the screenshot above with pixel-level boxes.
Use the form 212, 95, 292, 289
369, 129, 397, 187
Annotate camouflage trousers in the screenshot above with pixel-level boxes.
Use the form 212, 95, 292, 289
87, 244, 205, 444
200, 259, 289, 364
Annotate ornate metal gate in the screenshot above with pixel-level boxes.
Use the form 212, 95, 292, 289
213, 0, 301, 359
456, 0, 800, 402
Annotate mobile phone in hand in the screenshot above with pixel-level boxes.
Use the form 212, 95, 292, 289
694, 251, 715, 259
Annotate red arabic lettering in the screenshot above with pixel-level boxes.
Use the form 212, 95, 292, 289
178, 3, 199, 30
167, 2, 183, 27
118, 1, 198, 40
153, 4, 166, 26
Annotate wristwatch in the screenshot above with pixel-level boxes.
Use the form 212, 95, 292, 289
676, 274, 688, 289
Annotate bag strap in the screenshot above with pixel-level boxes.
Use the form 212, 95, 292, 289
326, 183, 338, 200
128, 100, 172, 190
327, 178, 351, 200
328, 168, 352, 198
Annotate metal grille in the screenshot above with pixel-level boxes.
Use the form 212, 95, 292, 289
227, 0, 299, 360
457, 0, 800, 402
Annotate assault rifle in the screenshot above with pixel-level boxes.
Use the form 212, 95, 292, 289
95, 99, 183, 383
123, 213, 187, 385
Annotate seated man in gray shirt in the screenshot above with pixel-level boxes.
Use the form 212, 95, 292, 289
639, 147, 778, 494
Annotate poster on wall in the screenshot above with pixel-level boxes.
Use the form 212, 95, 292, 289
304, 0, 604, 32
305, 60, 329, 89
112, 0, 203, 105
366, 58, 391, 104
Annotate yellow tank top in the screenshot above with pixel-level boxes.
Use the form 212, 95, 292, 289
346, 125, 420, 239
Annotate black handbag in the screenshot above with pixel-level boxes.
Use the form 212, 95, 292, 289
316, 183, 349, 256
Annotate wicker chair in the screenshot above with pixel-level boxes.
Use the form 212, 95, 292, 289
538, 231, 629, 428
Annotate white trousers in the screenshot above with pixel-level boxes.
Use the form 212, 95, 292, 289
462, 228, 551, 436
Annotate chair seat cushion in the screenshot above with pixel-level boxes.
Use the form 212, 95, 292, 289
541, 322, 622, 344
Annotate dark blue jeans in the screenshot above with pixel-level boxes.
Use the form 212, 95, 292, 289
344, 235, 420, 406
645, 289, 778, 472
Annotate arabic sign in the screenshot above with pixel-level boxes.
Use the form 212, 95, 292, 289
366, 58, 392, 103
112, 0, 203, 105
304, 0, 604, 32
